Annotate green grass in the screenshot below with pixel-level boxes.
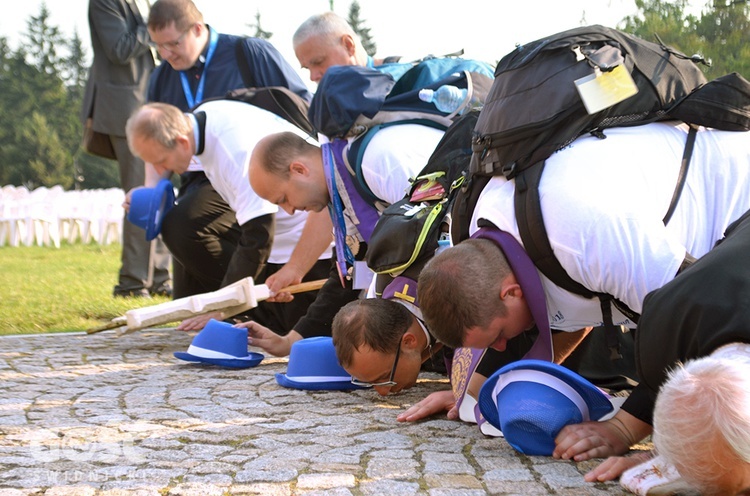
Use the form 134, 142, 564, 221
0, 243, 169, 335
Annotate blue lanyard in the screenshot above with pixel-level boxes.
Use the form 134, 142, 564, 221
322, 143, 355, 286
179, 27, 219, 108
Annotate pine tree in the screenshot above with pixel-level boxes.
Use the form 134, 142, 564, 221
22, 2, 65, 76
0, 3, 92, 189
347, 1, 376, 57
248, 10, 273, 40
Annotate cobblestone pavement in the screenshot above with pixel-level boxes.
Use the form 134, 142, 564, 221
0, 329, 638, 495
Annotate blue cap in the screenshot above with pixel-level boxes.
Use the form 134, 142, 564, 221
127, 179, 175, 241
276, 337, 366, 391
174, 319, 263, 369
478, 359, 613, 455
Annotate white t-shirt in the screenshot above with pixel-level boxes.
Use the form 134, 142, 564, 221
194, 99, 331, 264
359, 124, 445, 204
471, 121, 750, 331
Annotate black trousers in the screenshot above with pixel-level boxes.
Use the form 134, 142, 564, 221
110, 135, 171, 294
161, 171, 240, 299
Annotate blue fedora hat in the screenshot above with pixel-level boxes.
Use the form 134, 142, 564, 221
276, 336, 365, 391
127, 179, 175, 241
478, 359, 613, 456
174, 319, 263, 368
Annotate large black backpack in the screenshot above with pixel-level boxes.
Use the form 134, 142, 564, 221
451, 25, 750, 318
448, 25, 750, 358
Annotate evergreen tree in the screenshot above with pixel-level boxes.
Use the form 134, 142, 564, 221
695, 0, 750, 79
0, 3, 96, 189
64, 29, 89, 100
620, 0, 749, 80
248, 10, 273, 40
23, 2, 65, 76
347, 1, 376, 57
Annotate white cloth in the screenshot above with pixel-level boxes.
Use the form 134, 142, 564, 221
471, 121, 750, 331
194, 99, 332, 264
620, 454, 698, 495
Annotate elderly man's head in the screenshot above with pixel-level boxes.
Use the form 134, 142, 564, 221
653, 353, 750, 495
292, 12, 369, 83
126, 103, 193, 175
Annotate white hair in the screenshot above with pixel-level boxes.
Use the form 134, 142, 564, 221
653, 355, 750, 492
292, 12, 358, 47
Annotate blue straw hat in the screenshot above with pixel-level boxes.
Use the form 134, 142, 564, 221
276, 336, 365, 391
174, 319, 263, 368
478, 359, 613, 455
127, 179, 175, 241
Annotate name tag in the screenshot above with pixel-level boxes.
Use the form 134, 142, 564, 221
575, 64, 639, 115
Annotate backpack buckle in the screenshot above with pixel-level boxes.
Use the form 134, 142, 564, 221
500, 161, 517, 178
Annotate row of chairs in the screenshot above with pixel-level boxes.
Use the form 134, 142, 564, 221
0, 185, 125, 248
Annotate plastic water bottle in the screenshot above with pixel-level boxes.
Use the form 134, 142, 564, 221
419, 85, 468, 114
435, 232, 451, 255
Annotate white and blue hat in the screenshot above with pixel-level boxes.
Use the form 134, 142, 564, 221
128, 179, 175, 241
174, 319, 263, 368
478, 359, 613, 456
276, 336, 365, 391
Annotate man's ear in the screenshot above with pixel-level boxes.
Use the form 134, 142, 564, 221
499, 274, 522, 302
401, 329, 419, 350
341, 34, 357, 56
176, 134, 192, 152
289, 160, 309, 177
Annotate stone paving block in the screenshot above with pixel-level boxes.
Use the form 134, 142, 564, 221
295, 473, 355, 490
42, 486, 98, 496
359, 479, 422, 495
297, 488, 353, 496
422, 451, 475, 475
423, 473, 484, 489
98, 490, 162, 496
234, 469, 298, 483
229, 483, 293, 495
365, 456, 419, 479
171, 478, 232, 491
429, 489, 487, 496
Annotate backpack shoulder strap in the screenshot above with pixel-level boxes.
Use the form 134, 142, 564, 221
346, 119, 450, 206
234, 38, 255, 88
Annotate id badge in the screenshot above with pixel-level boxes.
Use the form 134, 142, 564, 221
575, 64, 639, 115
351, 261, 374, 290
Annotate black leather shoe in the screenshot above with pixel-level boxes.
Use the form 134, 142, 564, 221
150, 285, 172, 298
113, 288, 151, 298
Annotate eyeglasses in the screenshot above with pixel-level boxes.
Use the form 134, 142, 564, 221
150, 25, 193, 51
350, 340, 402, 388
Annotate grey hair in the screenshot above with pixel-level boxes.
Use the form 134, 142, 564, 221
126, 102, 190, 152
653, 356, 750, 492
293, 12, 358, 47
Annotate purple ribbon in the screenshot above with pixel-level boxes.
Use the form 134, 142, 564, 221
471, 227, 553, 362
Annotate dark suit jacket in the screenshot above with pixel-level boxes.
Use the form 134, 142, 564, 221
81, 0, 155, 137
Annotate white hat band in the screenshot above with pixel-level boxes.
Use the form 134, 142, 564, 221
492, 369, 590, 421
187, 344, 248, 360
284, 375, 350, 383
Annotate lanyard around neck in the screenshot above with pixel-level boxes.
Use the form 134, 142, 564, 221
179, 27, 219, 108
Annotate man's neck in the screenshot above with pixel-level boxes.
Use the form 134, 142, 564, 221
185, 113, 198, 155
190, 25, 211, 67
